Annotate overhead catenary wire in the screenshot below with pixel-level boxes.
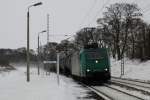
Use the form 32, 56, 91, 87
78, 0, 149, 30
88, 0, 110, 26
78, 0, 97, 29
139, 1, 150, 16
131, 0, 150, 14
119, 0, 150, 16
119, 0, 127, 3
87, 0, 146, 26
132, 0, 138, 3
142, 3, 150, 14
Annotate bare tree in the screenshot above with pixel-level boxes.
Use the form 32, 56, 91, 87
97, 3, 142, 60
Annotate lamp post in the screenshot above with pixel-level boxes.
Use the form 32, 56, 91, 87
37, 30, 46, 75
27, 2, 42, 82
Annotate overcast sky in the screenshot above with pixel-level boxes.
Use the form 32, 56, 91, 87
1, 0, 150, 50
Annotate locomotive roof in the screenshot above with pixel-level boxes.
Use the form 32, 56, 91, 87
80, 47, 107, 54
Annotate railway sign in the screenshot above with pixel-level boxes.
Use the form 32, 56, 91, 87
43, 61, 57, 64
43, 53, 60, 85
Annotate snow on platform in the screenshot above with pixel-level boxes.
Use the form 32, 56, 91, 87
0, 66, 96, 100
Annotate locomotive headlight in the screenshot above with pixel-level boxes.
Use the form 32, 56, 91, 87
95, 60, 98, 63
104, 68, 108, 71
87, 69, 90, 72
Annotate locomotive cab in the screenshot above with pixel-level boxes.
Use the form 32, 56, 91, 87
80, 44, 111, 81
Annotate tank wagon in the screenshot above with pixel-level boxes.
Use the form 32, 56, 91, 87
71, 44, 111, 81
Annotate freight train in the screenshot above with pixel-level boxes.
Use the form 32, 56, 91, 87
60, 43, 111, 82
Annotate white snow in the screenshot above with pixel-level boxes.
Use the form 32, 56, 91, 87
0, 66, 95, 100
1, 58, 150, 100
110, 58, 150, 99
111, 58, 150, 81
110, 84, 150, 100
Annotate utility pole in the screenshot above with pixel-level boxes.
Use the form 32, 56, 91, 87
47, 14, 50, 45
46, 14, 50, 75
121, 54, 124, 77
38, 35, 40, 75
57, 53, 60, 85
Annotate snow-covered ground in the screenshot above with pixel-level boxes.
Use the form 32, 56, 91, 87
0, 58, 150, 100
111, 58, 150, 81
0, 66, 97, 100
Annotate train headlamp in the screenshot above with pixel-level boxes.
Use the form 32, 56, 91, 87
95, 60, 98, 63
87, 69, 90, 72
104, 68, 108, 71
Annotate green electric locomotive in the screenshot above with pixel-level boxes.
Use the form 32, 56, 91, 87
71, 44, 111, 81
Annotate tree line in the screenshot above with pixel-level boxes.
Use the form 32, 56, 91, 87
0, 48, 37, 66
1, 3, 149, 68
42, 3, 150, 62
95, 3, 150, 60
74, 3, 150, 61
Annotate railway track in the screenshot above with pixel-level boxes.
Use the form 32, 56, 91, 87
112, 76, 150, 85
87, 84, 145, 100
80, 77, 150, 100
111, 77, 150, 93
77, 76, 150, 100
109, 77, 150, 99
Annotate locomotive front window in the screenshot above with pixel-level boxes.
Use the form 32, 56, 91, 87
86, 52, 101, 59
